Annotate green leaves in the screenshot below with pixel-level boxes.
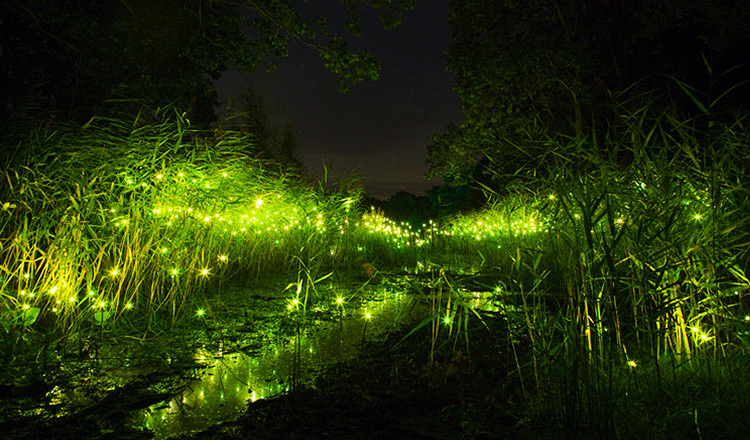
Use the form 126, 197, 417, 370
91, 309, 113, 326
0, 307, 40, 333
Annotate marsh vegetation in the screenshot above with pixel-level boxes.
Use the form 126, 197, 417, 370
1, 102, 749, 439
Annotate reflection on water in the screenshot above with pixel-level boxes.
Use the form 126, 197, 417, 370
134, 284, 510, 438
136, 288, 421, 439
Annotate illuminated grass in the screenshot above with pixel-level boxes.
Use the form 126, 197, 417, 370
0, 110, 361, 331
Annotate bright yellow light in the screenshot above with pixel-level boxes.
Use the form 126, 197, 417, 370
256, 198, 263, 208
156, 174, 163, 179
200, 268, 209, 276
196, 309, 205, 316
111, 269, 118, 276
218, 255, 227, 262
628, 360, 637, 368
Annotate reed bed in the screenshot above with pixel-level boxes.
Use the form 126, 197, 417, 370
0, 109, 361, 336
438, 99, 750, 437
1, 100, 748, 437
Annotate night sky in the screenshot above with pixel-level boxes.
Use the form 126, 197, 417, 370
213, 0, 462, 200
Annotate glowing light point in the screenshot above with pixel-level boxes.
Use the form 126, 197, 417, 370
201, 268, 209, 276
255, 198, 263, 208
156, 174, 163, 179
365, 312, 372, 320
111, 269, 118, 276
196, 309, 205, 317
336, 297, 344, 305
628, 360, 637, 368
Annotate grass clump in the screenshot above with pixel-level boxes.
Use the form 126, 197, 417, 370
0, 109, 361, 345
468, 97, 750, 437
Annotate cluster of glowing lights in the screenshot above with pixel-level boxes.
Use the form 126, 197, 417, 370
360, 209, 430, 247
0, 166, 728, 334
442, 215, 547, 240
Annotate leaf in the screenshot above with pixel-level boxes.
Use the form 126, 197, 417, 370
92, 310, 113, 324
393, 313, 436, 348
19, 307, 40, 327
314, 271, 333, 284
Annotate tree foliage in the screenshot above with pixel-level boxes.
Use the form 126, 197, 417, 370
427, 0, 750, 188
0, 0, 416, 126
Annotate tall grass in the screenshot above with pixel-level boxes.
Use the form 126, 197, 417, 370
0, 109, 362, 344
466, 94, 750, 437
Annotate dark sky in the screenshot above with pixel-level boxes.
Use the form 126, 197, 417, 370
213, 1, 463, 200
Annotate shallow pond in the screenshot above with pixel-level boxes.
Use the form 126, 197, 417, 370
0, 273, 508, 440
133, 286, 424, 438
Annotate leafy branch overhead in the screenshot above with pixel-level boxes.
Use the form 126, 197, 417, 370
239, 0, 417, 91
0, 0, 417, 124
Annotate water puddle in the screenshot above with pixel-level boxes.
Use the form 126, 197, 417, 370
134, 288, 423, 438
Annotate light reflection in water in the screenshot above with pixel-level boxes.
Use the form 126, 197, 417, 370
136, 288, 422, 439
